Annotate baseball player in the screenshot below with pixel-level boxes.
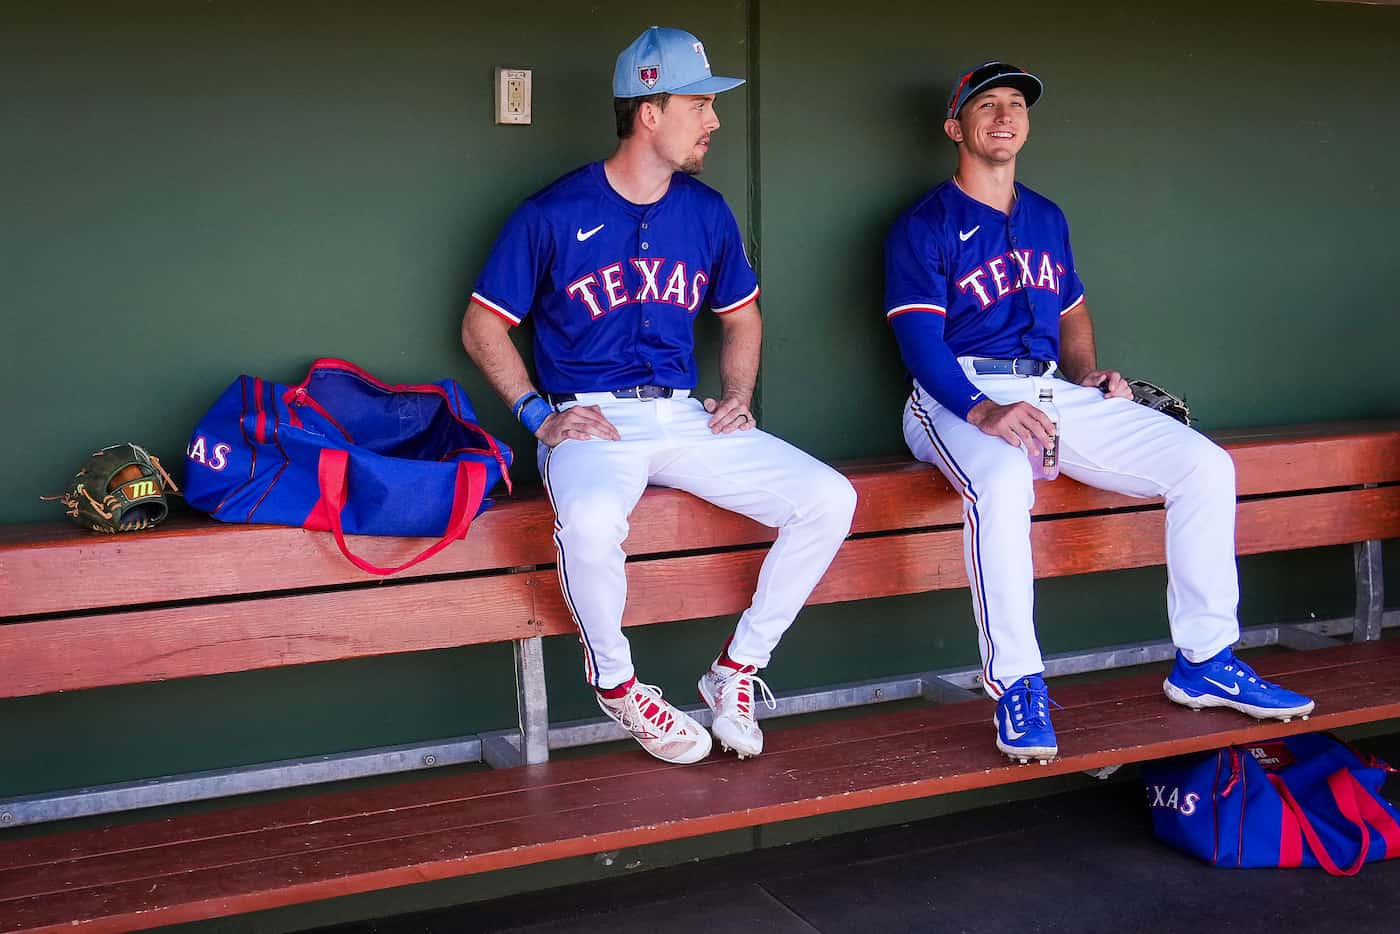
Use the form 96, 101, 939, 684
462, 27, 857, 765
885, 62, 1315, 763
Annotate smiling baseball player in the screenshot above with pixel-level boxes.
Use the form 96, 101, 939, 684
462, 26, 856, 765
885, 62, 1315, 763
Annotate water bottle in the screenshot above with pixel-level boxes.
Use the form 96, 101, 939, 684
1028, 387, 1060, 481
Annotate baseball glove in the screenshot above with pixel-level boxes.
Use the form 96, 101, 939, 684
1127, 379, 1192, 426
42, 443, 180, 533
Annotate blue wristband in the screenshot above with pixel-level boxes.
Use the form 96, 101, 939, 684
518, 396, 553, 435
511, 390, 540, 421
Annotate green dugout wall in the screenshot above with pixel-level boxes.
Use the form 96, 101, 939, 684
2, 0, 1397, 901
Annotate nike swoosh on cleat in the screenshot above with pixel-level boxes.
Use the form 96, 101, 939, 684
1001, 711, 1027, 740
1203, 676, 1241, 696
576, 223, 605, 242
959, 226, 981, 242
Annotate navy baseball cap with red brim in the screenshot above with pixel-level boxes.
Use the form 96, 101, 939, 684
946, 61, 1043, 119
614, 26, 745, 98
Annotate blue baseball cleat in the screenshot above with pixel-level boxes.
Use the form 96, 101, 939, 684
995, 674, 1059, 764
1163, 647, 1315, 721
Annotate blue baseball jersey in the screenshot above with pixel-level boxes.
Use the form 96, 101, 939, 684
885, 179, 1085, 416
472, 162, 759, 393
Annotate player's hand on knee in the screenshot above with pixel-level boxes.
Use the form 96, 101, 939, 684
966, 399, 1056, 451
536, 405, 621, 447
1081, 369, 1132, 400
703, 395, 756, 434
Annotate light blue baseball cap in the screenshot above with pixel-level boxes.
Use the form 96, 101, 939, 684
613, 26, 745, 98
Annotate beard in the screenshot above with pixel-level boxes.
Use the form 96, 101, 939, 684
680, 154, 705, 176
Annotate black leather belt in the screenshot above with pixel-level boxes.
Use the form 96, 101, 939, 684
545, 385, 678, 405
971, 358, 1054, 377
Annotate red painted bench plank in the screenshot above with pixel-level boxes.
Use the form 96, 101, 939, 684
5, 422, 1396, 618
1, 646, 1393, 877
0, 575, 540, 700
528, 485, 1400, 636
6, 641, 1391, 877
2, 485, 1395, 698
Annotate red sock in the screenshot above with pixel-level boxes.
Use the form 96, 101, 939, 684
597, 675, 636, 699
714, 635, 747, 672
717, 652, 747, 672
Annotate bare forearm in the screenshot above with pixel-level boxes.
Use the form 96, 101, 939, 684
717, 306, 762, 406
461, 302, 536, 408
1057, 305, 1097, 383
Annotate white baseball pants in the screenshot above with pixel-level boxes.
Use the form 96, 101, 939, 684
540, 392, 857, 690
903, 361, 1240, 698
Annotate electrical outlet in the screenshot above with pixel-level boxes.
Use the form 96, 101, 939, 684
495, 67, 532, 125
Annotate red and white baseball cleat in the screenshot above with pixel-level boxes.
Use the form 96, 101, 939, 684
596, 679, 712, 765
698, 662, 777, 759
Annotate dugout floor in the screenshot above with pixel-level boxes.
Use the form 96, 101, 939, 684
314, 732, 1400, 934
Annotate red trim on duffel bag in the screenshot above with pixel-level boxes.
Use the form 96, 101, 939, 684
1351, 775, 1400, 857
1211, 751, 1226, 866
1236, 755, 1249, 868
248, 379, 291, 522
311, 448, 487, 576
1278, 794, 1304, 868
293, 388, 355, 443
285, 358, 512, 492
213, 375, 262, 519
1269, 771, 1371, 876
253, 378, 267, 443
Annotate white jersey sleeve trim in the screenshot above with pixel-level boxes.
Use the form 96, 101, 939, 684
471, 292, 523, 326
712, 284, 761, 315
886, 302, 947, 319
1059, 293, 1086, 317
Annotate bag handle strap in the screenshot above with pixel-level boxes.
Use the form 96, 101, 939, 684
315, 448, 486, 576
1268, 771, 1371, 876
1350, 772, 1400, 856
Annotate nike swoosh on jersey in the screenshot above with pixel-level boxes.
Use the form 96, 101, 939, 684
1203, 676, 1242, 696
958, 225, 981, 242
576, 223, 605, 242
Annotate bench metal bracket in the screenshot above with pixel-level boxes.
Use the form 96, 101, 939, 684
516, 636, 551, 764
921, 674, 983, 704
481, 636, 552, 769
1354, 539, 1385, 643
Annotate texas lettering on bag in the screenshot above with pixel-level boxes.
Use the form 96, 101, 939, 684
187, 436, 231, 472
1147, 783, 1201, 817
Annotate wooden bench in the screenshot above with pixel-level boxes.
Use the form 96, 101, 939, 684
1, 420, 1397, 931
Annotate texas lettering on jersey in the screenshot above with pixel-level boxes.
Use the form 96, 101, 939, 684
884, 179, 1084, 361
567, 259, 710, 318
883, 179, 1086, 418
472, 162, 758, 392
956, 249, 1067, 311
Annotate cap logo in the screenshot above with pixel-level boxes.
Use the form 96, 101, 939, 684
638, 65, 659, 89
692, 41, 710, 70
